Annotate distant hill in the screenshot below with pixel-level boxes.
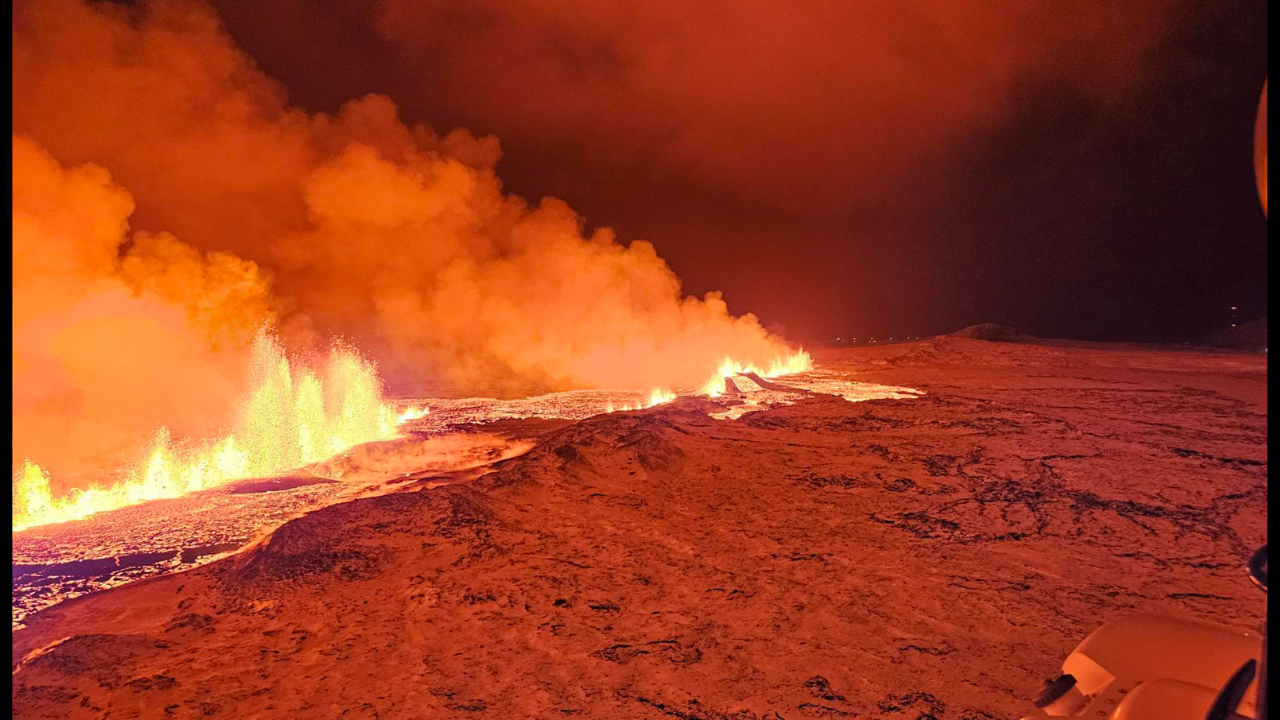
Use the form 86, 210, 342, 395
949, 324, 1032, 343
1201, 318, 1267, 351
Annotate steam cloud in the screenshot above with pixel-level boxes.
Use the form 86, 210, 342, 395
200, 0, 1199, 345
12, 0, 794, 487
13, 135, 275, 489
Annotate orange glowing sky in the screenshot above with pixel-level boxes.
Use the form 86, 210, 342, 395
10, 0, 1269, 500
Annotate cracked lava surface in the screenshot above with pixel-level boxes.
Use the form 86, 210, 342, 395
11, 337, 1268, 719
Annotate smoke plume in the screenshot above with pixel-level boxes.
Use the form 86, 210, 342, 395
12, 135, 275, 489
12, 0, 795, 484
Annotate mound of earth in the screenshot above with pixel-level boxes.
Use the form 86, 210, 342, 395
12, 341, 1268, 719
1202, 318, 1267, 351
950, 323, 1032, 342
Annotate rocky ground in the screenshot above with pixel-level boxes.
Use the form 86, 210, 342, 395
11, 337, 1269, 719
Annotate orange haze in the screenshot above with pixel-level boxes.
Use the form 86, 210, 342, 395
12, 0, 799, 492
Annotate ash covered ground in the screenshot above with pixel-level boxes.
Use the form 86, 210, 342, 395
11, 337, 1268, 719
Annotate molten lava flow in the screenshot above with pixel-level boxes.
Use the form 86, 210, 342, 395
647, 388, 678, 406
605, 388, 678, 414
700, 350, 814, 397
603, 352, 812, 412
12, 332, 426, 532
396, 406, 432, 424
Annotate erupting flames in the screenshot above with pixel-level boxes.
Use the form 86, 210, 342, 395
12, 335, 809, 532
395, 406, 432, 424
700, 350, 814, 397
605, 388, 678, 414
12, 1, 820, 535
647, 388, 678, 406
12, 332, 427, 532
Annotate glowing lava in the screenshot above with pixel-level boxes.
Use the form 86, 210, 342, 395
647, 388, 678, 406
11, 344, 809, 531
395, 405, 432, 424
12, 332, 426, 532
605, 388, 677, 413
700, 350, 814, 397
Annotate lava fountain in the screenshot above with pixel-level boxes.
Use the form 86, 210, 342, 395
12, 338, 812, 532
700, 350, 814, 397
12, 331, 427, 532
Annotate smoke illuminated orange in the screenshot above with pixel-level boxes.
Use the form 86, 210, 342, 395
12, 332, 426, 532
13, 0, 816, 504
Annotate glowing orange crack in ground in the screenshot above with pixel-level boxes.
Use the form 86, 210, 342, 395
700, 349, 814, 397
12, 346, 811, 531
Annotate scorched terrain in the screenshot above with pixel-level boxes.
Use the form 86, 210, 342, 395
11, 336, 1269, 719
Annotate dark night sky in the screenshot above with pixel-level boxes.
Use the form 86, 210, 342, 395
211, 0, 1267, 344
